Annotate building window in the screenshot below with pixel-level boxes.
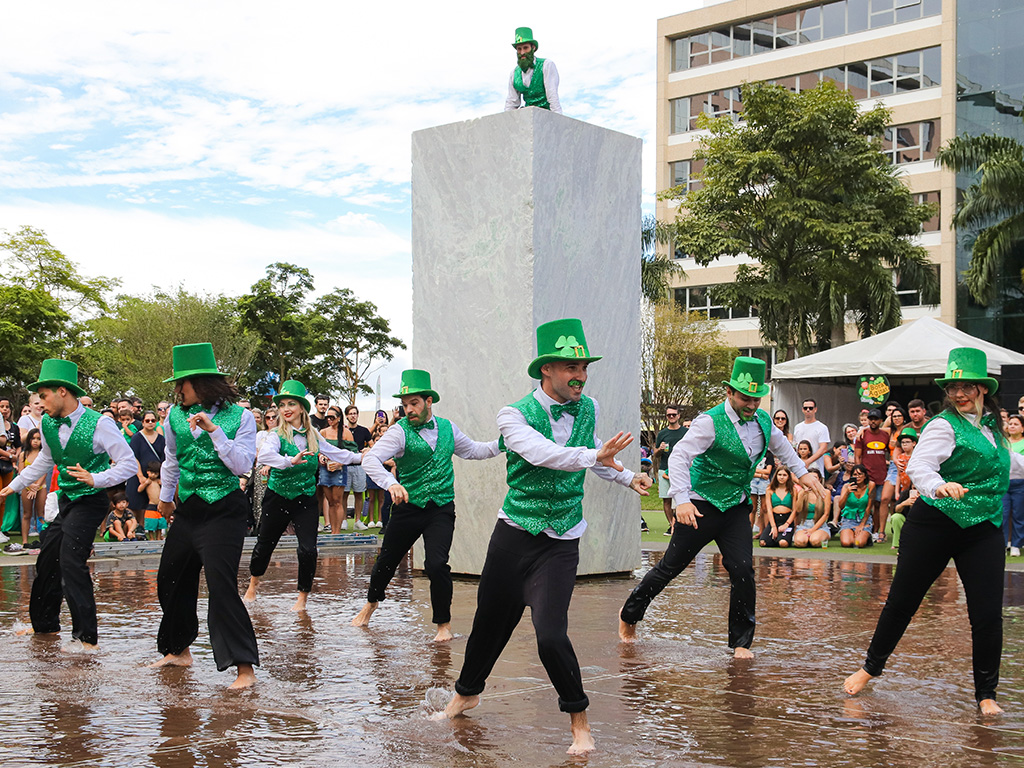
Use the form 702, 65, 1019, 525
674, 286, 758, 319
668, 0, 941, 73
895, 265, 940, 306
914, 191, 940, 232
882, 120, 940, 164
670, 158, 705, 194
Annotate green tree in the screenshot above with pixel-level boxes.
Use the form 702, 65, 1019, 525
936, 124, 1024, 304
641, 301, 735, 447
641, 213, 683, 304
88, 288, 258, 406
667, 81, 938, 358
0, 286, 69, 397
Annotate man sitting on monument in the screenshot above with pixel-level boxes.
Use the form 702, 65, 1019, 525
504, 27, 562, 114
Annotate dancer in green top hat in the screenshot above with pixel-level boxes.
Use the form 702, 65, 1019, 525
1, 359, 136, 651
845, 347, 1024, 714
147, 343, 261, 689
619, 356, 828, 655
438, 319, 651, 756
505, 26, 562, 114
352, 369, 501, 642
243, 380, 363, 612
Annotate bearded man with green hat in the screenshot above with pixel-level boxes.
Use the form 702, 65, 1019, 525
243, 380, 364, 612
504, 26, 562, 114
438, 318, 650, 757
148, 343, 260, 689
619, 356, 827, 656
352, 369, 500, 642
845, 347, 1024, 715
0, 359, 136, 650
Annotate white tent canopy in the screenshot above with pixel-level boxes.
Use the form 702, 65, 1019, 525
771, 316, 1024, 380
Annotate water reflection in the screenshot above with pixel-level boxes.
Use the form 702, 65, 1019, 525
0, 551, 1020, 767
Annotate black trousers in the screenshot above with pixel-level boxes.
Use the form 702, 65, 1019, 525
156, 490, 259, 671
455, 520, 588, 713
249, 489, 319, 592
863, 498, 1004, 701
367, 500, 455, 624
29, 491, 109, 644
620, 498, 756, 649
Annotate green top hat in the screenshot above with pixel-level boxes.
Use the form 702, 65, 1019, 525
528, 318, 602, 380
512, 27, 538, 49
163, 343, 227, 383
723, 356, 770, 398
393, 369, 440, 403
935, 347, 999, 394
27, 359, 86, 399
273, 380, 311, 412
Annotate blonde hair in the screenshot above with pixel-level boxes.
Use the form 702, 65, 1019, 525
274, 400, 319, 454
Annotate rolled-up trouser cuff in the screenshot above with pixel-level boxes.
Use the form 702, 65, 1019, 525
558, 694, 590, 713
454, 679, 484, 698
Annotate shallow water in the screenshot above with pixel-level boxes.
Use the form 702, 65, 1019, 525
0, 549, 1022, 767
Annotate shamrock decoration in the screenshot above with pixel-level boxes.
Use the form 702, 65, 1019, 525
736, 371, 755, 392
949, 360, 963, 378
556, 335, 584, 358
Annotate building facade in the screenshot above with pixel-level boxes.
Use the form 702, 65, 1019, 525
656, 0, 1024, 367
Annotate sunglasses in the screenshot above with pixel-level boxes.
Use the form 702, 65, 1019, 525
327, 415, 338, 420
773, 416, 786, 421
802, 406, 814, 411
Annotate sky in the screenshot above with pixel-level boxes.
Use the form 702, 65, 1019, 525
0, 0, 704, 410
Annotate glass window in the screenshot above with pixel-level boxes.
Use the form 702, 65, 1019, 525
822, 0, 847, 37
895, 124, 921, 162
896, 265, 939, 306
869, 57, 895, 96
915, 191, 940, 232
921, 46, 941, 87
896, 51, 921, 91
921, 0, 940, 13
775, 12, 799, 48
822, 65, 847, 88
674, 287, 687, 306
733, 22, 752, 56
751, 19, 774, 53
778, 75, 799, 92
895, 0, 922, 22
870, 0, 894, 28
671, 160, 690, 187
710, 28, 732, 63
672, 38, 689, 72
687, 286, 709, 313
797, 71, 821, 91
797, 6, 822, 43
847, 62, 869, 99
689, 32, 710, 68
921, 120, 939, 160
670, 98, 689, 134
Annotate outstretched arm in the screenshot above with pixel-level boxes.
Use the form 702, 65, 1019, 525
452, 423, 500, 461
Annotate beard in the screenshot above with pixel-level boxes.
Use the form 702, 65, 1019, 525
517, 52, 535, 71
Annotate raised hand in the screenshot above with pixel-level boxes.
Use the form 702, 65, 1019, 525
596, 431, 634, 472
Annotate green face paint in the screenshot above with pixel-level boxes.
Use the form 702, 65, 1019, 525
568, 380, 585, 389
518, 51, 535, 70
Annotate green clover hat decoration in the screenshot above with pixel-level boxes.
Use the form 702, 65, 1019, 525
528, 318, 602, 380
273, 380, 311, 412
723, 356, 770, 398
512, 27, 538, 49
163, 343, 227, 383
934, 347, 999, 394
27, 358, 86, 398
392, 369, 440, 404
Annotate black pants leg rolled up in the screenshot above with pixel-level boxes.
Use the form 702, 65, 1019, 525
249, 490, 319, 592
863, 498, 1004, 701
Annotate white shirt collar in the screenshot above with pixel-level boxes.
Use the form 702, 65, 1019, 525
533, 386, 562, 415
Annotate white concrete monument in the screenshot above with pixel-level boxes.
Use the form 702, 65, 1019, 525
411, 107, 641, 576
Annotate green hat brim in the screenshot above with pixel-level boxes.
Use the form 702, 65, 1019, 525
27, 378, 86, 398
723, 379, 771, 398
392, 388, 440, 403
934, 376, 999, 394
163, 367, 227, 383
273, 393, 311, 411
528, 354, 602, 381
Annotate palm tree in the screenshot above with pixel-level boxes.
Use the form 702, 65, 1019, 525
640, 214, 684, 304
937, 128, 1024, 304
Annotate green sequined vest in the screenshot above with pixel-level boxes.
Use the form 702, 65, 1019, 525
169, 403, 244, 504
689, 403, 771, 511
513, 58, 549, 109
394, 417, 455, 507
500, 393, 595, 536
925, 410, 1010, 528
41, 408, 109, 501
268, 432, 318, 500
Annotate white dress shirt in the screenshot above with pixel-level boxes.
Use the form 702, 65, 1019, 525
505, 59, 562, 114
258, 428, 362, 469
363, 416, 500, 491
907, 411, 1024, 499
8, 403, 137, 492
496, 388, 635, 540
669, 400, 809, 508
160, 404, 257, 503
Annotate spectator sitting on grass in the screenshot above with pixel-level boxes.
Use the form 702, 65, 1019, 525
793, 468, 832, 548
104, 492, 138, 542
837, 464, 874, 548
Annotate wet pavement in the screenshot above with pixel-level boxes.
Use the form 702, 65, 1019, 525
1, 548, 1022, 767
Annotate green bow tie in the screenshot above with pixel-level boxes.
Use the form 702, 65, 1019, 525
56, 416, 73, 428
412, 419, 435, 432
551, 401, 580, 421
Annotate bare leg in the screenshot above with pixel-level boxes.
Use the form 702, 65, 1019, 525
291, 591, 309, 612
148, 647, 194, 668
229, 663, 256, 689
436, 692, 479, 720
568, 710, 595, 755
433, 622, 454, 642
662, 498, 674, 533
15, 626, 58, 637
843, 667, 873, 695
979, 699, 1004, 715
243, 576, 259, 603
618, 617, 638, 643
351, 601, 377, 627
733, 647, 754, 659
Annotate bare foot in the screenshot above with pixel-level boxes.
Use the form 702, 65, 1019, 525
148, 648, 194, 668
618, 617, 638, 643
243, 576, 259, 604
61, 639, 99, 654
351, 601, 377, 627
568, 711, 595, 755
433, 623, 454, 642
733, 647, 754, 659
844, 668, 873, 695
229, 663, 256, 689
435, 692, 479, 720
15, 626, 58, 637
291, 592, 309, 612
979, 699, 1004, 715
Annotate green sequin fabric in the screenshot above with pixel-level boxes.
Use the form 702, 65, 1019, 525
268, 433, 318, 500
170, 403, 244, 504
41, 408, 110, 501
689, 403, 771, 511
513, 57, 549, 108
394, 417, 456, 507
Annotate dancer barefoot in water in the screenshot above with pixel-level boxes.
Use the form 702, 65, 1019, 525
845, 347, 1024, 715
149, 344, 260, 689
243, 381, 362, 611
619, 356, 827, 657
437, 319, 650, 755
0, 360, 136, 652
352, 369, 499, 642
